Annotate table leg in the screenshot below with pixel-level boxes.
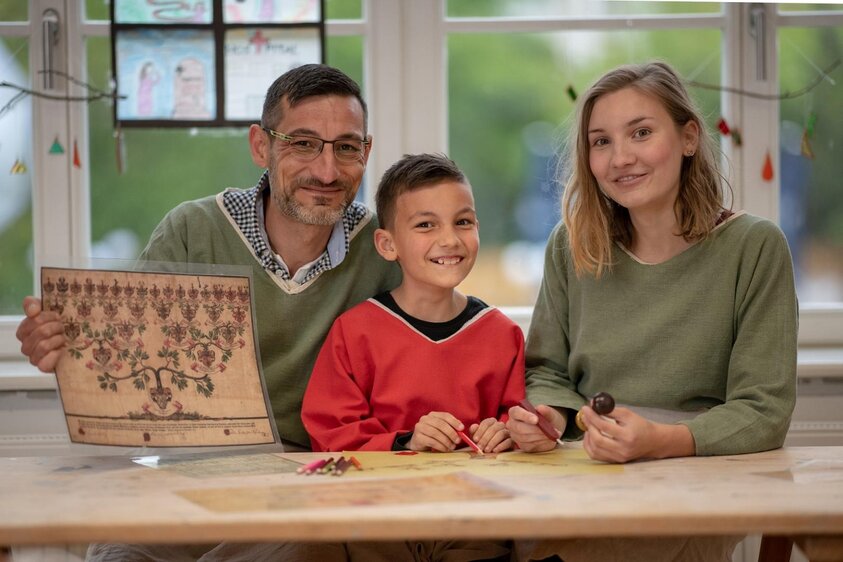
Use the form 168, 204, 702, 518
759, 535, 793, 562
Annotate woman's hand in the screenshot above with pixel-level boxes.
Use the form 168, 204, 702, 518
580, 406, 695, 463
506, 404, 565, 452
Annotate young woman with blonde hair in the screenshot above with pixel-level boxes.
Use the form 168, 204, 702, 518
507, 61, 798, 562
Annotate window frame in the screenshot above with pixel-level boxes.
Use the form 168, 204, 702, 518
1, 0, 841, 367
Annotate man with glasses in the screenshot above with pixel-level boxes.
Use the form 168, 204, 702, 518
16, 64, 515, 562
17, 63, 401, 455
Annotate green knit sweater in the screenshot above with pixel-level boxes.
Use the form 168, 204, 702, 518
139, 191, 401, 448
525, 213, 798, 456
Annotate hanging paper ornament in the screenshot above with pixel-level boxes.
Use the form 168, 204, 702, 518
566, 85, 577, 102
806, 112, 817, 138
730, 129, 742, 146
49, 137, 65, 154
10, 158, 27, 174
73, 140, 81, 168
800, 130, 815, 160
717, 117, 731, 135
762, 151, 774, 182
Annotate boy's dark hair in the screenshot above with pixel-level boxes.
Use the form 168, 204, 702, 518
376, 153, 468, 230
261, 64, 368, 132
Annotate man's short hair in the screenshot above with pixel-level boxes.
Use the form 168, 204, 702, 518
261, 64, 367, 132
376, 153, 468, 231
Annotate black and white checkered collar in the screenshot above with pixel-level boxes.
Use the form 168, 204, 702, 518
221, 171, 369, 283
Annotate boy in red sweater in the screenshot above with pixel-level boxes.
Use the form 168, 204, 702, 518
302, 153, 525, 454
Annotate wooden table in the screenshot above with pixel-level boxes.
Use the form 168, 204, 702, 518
2, 446, 843, 561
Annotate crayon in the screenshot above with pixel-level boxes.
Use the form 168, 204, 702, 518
349, 456, 363, 470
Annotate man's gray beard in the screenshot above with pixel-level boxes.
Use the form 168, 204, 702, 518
272, 190, 347, 226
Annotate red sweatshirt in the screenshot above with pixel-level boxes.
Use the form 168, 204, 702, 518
302, 299, 525, 452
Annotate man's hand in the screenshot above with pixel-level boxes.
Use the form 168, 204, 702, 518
15, 296, 65, 372
408, 411, 463, 452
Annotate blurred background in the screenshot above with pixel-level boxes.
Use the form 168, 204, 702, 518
1, 0, 841, 315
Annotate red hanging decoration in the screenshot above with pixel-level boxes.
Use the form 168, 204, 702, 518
73, 140, 81, 169
717, 117, 731, 135
762, 151, 774, 182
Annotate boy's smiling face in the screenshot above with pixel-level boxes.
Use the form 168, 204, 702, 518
376, 181, 479, 295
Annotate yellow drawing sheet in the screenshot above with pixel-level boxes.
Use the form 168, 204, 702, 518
308, 447, 624, 477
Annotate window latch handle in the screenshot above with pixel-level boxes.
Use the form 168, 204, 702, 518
42, 8, 60, 90
749, 4, 767, 81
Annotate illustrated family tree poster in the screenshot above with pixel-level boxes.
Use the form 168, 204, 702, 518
41, 267, 277, 448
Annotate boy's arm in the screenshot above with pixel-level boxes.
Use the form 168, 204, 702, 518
301, 319, 404, 452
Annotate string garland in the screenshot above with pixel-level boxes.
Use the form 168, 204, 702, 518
687, 59, 839, 100
0, 70, 125, 121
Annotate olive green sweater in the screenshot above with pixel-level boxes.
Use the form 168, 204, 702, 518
139, 191, 401, 448
525, 213, 798, 456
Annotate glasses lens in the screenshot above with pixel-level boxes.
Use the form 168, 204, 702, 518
333, 140, 365, 162
286, 136, 323, 159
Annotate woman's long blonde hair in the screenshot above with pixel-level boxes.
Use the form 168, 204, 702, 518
561, 61, 730, 278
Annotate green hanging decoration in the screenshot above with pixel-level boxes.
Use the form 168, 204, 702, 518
805, 112, 817, 138
49, 137, 65, 154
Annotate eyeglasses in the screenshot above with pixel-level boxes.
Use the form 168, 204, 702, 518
261, 127, 369, 163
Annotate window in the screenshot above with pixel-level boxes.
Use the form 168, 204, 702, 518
110, 0, 324, 126
778, 14, 843, 304
2, 0, 842, 363
0, 12, 32, 318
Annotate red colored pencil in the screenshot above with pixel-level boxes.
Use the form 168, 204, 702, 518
458, 430, 483, 455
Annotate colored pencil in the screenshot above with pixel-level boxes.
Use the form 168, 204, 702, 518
306, 457, 332, 475
318, 457, 338, 474
332, 457, 351, 476
296, 458, 324, 474
518, 399, 564, 446
458, 430, 483, 455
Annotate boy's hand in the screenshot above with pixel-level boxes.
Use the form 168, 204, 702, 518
408, 412, 463, 452
506, 404, 565, 452
469, 417, 512, 453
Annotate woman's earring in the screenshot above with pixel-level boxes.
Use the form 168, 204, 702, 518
685, 150, 695, 157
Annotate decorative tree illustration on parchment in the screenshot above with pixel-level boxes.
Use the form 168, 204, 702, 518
42, 275, 250, 420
